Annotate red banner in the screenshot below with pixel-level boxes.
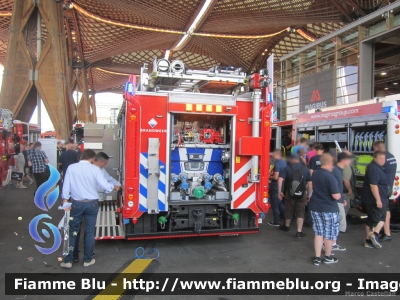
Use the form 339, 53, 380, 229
297, 103, 383, 123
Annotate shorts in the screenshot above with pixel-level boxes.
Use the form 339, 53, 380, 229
284, 193, 306, 219
363, 203, 386, 230
311, 211, 339, 240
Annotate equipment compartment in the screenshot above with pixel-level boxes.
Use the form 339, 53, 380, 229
169, 113, 232, 203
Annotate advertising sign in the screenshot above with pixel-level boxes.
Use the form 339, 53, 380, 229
297, 103, 383, 123
299, 69, 335, 112
38, 138, 58, 168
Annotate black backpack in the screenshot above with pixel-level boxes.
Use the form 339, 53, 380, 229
287, 165, 306, 198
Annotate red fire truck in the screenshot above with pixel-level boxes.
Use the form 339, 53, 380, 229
91, 61, 273, 240
0, 108, 13, 187
0, 110, 42, 187
11, 120, 41, 145
41, 131, 58, 139
271, 98, 400, 215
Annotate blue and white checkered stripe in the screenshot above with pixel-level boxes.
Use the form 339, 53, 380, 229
139, 153, 166, 212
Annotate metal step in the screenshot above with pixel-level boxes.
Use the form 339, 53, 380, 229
95, 200, 125, 240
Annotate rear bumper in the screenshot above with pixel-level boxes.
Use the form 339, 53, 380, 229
126, 228, 259, 240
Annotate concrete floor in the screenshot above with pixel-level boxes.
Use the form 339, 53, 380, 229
1, 183, 399, 300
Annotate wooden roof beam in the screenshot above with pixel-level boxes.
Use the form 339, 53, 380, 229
346, 0, 367, 17
329, 0, 353, 22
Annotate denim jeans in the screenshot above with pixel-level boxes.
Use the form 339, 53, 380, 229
269, 184, 285, 224
73, 226, 94, 257
64, 200, 99, 263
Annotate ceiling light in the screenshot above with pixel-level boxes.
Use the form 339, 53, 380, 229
173, 0, 214, 50
384, 87, 389, 90
393, 82, 398, 85
164, 50, 171, 60
381, 72, 387, 76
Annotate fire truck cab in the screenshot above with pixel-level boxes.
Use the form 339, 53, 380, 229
88, 60, 273, 240
272, 97, 400, 215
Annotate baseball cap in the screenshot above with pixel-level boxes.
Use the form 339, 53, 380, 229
337, 152, 353, 162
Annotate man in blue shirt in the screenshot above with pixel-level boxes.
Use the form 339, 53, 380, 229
72, 152, 122, 262
61, 149, 120, 269
310, 153, 342, 266
268, 149, 287, 226
373, 141, 397, 242
308, 144, 324, 175
60, 142, 79, 177
291, 137, 308, 156
278, 154, 312, 238
329, 152, 352, 252
362, 151, 388, 249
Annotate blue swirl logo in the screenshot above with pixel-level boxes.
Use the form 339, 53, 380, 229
34, 165, 60, 211
29, 164, 62, 255
29, 214, 61, 254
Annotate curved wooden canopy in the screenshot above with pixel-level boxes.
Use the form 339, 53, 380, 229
0, 0, 388, 93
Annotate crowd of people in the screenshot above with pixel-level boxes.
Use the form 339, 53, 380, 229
11, 140, 83, 190
9, 139, 120, 269
269, 137, 397, 266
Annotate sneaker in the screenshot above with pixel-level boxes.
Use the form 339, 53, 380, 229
60, 262, 72, 269
279, 224, 290, 232
332, 244, 346, 251
323, 256, 338, 264
19, 185, 27, 189
295, 232, 306, 238
379, 234, 392, 242
29, 179, 34, 185
370, 233, 382, 249
364, 242, 375, 248
313, 257, 321, 266
83, 259, 95, 267
268, 222, 280, 227
73, 254, 79, 262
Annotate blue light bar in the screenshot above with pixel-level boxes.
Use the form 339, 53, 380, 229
382, 106, 398, 116
125, 82, 135, 96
